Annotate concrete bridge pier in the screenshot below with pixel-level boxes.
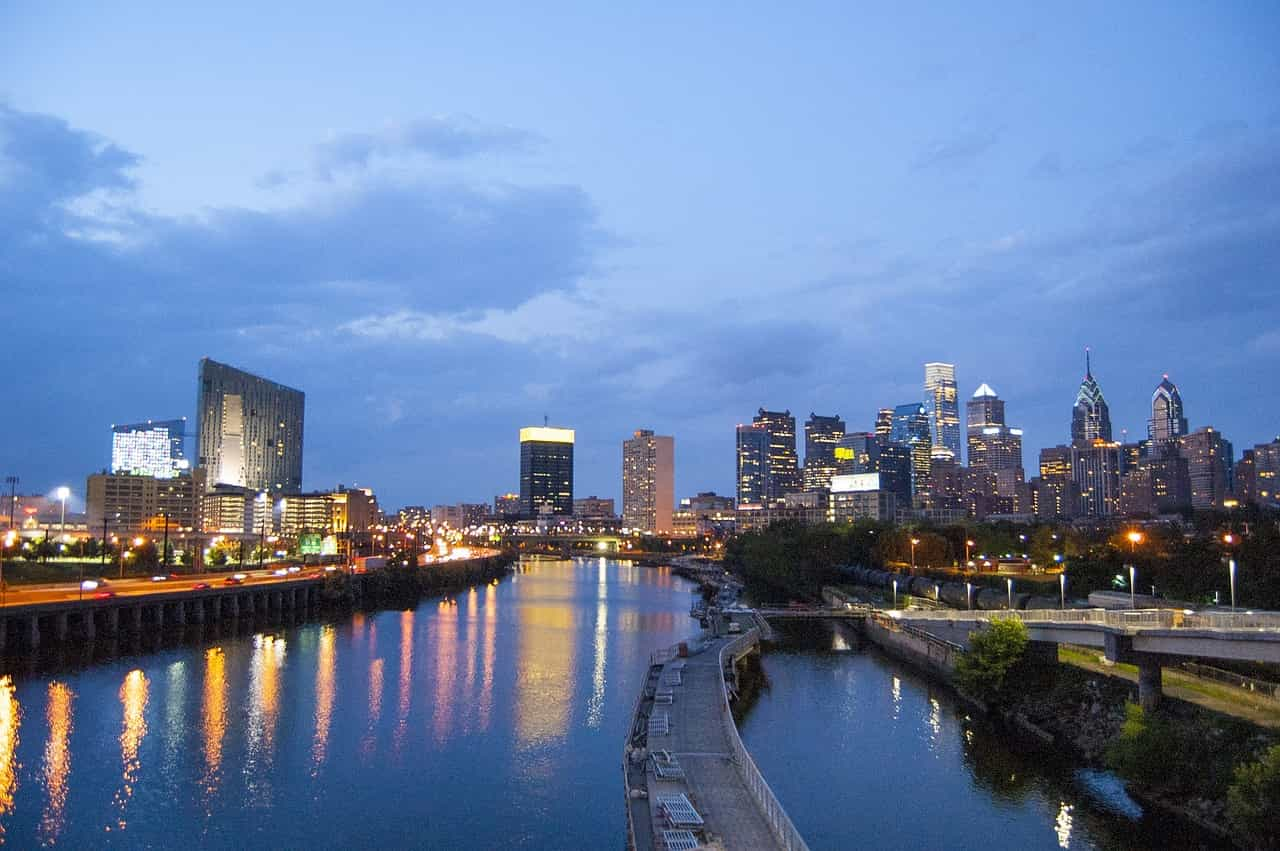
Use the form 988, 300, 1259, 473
172, 600, 186, 627
226, 594, 239, 618
190, 599, 204, 624
128, 605, 143, 632
54, 612, 69, 642
0, 619, 7, 654
81, 610, 95, 641
210, 596, 221, 620
270, 591, 282, 611
26, 616, 40, 650
104, 608, 119, 636
1137, 656, 1163, 711
153, 604, 165, 630
242, 593, 254, 615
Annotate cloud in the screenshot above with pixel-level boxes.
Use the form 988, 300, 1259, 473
1029, 152, 1064, 179
312, 115, 541, 178
912, 125, 1000, 170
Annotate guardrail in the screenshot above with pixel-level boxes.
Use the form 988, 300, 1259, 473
893, 606, 1280, 633
1180, 662, 1280, 701
717, 630, 810, 851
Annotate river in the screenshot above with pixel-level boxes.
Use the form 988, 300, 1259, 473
0, 558, 1219, 848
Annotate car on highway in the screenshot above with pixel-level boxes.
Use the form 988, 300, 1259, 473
94, 590, 116, 599
192, 582, 211, 590
223, 573, 248, 585
151, 575, 169, 582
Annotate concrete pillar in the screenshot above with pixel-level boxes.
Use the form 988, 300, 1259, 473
243, 592, 255, 615
54, 612, 69, 641
269, 591, 280, 611
154, 604, 164, 629
105, 608, 119, 636
0, 619, 6, 653
225, 594, 238, 618
172, 601, 186, 627
210, 596, 222, 620
82, 610, 96, 641
190, 599, 204, 624
128, 605, 142, 631
27, 616, 40, 650
1137, 656, 1163, 711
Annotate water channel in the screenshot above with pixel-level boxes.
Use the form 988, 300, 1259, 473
0, 558, 1216, 848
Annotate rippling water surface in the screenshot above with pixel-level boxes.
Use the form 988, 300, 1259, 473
0, 558, 695, 849
738, 622, 1229, 851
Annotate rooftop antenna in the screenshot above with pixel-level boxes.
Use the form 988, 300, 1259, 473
544, 414, 549, 427
1085, 346, 1092, 380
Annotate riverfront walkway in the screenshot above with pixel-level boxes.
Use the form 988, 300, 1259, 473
625, 619, 806, 850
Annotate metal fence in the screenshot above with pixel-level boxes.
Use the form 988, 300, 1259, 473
1180, 661, 1280, 700
718, 630, 811, 851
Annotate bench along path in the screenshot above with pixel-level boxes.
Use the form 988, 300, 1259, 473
643, 635, 786, 850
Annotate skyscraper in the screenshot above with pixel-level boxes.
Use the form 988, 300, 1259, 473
752, 408, 800, 500
874, 408, 894, 440
735, 424, 769, 506
1071, 349, 1112, 444
834, 432, 880, 476
519, 426, 575, 517
889, 402, 932, 500
801, 413, 845, 492
622, 429, 674, 533
196, 358, 305, 494
1180, 427, 1233, 511
1148, 374, 1188, 442
111, 418, 189, 478
1071, 440, 1123, 517
966, 384, 1023, 473
924, 362, 961, 461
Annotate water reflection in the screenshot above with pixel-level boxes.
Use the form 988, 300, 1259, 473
587, 560, 608, 728
890, 675, 902, 720
112, 669, 149, 832
463, 589, 479, 734
928, 697, 942, 749
362, 658, 384, 759
246, 635, 285, 800
433, 601, 458, 744
202, 648, 227, 805
478, 583, 496, 732
1056, 801, 1075, 849
516, 602, 575, 749
38, 682, 71, 846
164, 660, 187, 778
394, 610, 413, 755
0, 676, 19, 839
312, 626, 336, 775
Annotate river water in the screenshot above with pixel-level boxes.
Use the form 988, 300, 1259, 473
0, 559, 1215, 849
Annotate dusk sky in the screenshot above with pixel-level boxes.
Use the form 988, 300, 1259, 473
3, 2, 1278, 510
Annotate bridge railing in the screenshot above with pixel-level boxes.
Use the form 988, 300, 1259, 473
717, 630, 810, 851
898, 607, 1280, 633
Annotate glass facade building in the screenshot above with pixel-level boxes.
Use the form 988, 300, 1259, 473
519, 426, 575, 517
752, 408, 800, 500
1071, 350, 1113, 444
196, 358, 305, 494
735, 424, 769, 506
111, 418, 188, 479
802, 413, 845, 493
889, 402, 932, 499
924, 362, 962, 461
1148, 375, 1188, 442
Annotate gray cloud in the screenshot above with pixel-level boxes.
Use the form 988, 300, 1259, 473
313, 115, 542, 178
912, 125, 1000, 170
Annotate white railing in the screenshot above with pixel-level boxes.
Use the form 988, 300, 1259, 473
717, 630, 810, 851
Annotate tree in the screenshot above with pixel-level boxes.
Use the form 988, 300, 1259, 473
953, 618, 1028, 705
1227, 744, 1280, 847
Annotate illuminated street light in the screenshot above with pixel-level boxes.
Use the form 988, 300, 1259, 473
55, 486, 70, 541
910, 537, 920, 570
1006, 577, 1013, 610
1059, 574, 1066, 609
1129, 564, 1136, 609
892, 578, 898, 610
965, 539, 975, 564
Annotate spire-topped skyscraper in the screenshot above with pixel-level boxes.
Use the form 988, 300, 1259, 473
1149, 374, 1188, 442
1071, 348, 1112, 444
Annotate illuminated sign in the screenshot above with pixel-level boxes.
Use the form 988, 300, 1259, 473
519, 427, 575, 444
830, 473, 880, 493
299, 533, 322, 555
834, 447, 855, 460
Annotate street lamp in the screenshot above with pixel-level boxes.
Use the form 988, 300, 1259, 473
966, 581, 973, 610
1006, 577, 1013, 610
1129, 564, 1136, 609
55, 486, 70, 542
1124, 530, 1142, 609
1059, 573, 1066, 609
1223, 534, 1238, 612
892, 578, 898, 610
910, 537, 920, 570
965, 539, 975, 565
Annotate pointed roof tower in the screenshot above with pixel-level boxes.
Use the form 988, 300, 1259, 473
1072, 347, 1113, 443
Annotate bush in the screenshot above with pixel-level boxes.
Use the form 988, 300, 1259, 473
1105, 702, 1176, 789
954, 618, 1028, 705
1227, 744, 1280, 847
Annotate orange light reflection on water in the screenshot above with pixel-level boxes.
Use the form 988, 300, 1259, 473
111, 669, 149, 833
38, 681, 72, 846
311, 626, 336, 775
0, 676, 19, 840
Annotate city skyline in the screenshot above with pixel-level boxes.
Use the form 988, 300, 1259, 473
3, 5, 1278, 508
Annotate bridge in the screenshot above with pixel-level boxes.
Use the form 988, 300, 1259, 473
625, 617, 808, 851
749, 598, 1280, 710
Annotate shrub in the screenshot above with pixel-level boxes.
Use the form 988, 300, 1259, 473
954, 618, 1028, 705
1227, 744, 1280, 847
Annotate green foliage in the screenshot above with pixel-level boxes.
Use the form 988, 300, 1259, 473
1105, 703, 1175, 789
1227, 744, 1280, 847
723, 520, 890, 598
954, 618, 1028, 704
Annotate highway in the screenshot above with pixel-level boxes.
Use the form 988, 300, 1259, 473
0, 568, 325, 607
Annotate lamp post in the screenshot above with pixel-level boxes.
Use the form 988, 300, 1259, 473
1006, 577, 1013, 610
1060, 573, 1066, 609
1128, 564, 1136, 609
965, 539, 974, 566
256, 493, 269, 571
966, 581, 972, 610
1124, 530, 1143, 609
56, 486, 69, 543
1223, 534, 1238, 612
892, 578, 898, 610
910, 537, 920, 570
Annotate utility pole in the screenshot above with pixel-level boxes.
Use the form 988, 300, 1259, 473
4, 475, 16, 533
161, 511, 170, 570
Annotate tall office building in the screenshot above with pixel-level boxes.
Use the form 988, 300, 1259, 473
924, 362, 961, 461
1036, 446, 1078, 519
1180, 427, 1233, 511
1071, 441, 1123, 517
735, 424, 769, 506
519, 426, 575, 517
801, 413, 845, 492
622, 429, 675, 533
196, 358, 305, 494
965, 384, 1023, 472
1071, 350, 1112, 443
834, 432, 880, 476
752, 409, 801, 500
874, 408, 894, 440
874, 440, 914, 509
1148, 375, 1188, 442
111, 418, 189, 479
889, 403, 932, 499
1236, 439, 1280, 508
87, 468, 205, 536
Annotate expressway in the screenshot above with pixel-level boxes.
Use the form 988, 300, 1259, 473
0, 568, 327, 607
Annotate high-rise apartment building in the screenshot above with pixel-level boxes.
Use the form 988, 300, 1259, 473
574, 496, 616, 521
1071, 441, 1123, 517
801, 413, 845, 493
1036, 446, 1078, 519
86, 468, 206, 536
1237, 439, 1280, 508
196, 358, 305, 495
111, 418, 189, 478
519, 426, 575, 517
735, 424, 769, 506
494, 493, 522, 518
622, 429, 674, 532
1180, 427, 1233, 511
924, 362, 961, 461
1148, 375, 1188, 443
1071, 350, 1113, 443
752, 409, 800, 499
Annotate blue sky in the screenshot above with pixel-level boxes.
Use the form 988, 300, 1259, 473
3, 1, 1279, 509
